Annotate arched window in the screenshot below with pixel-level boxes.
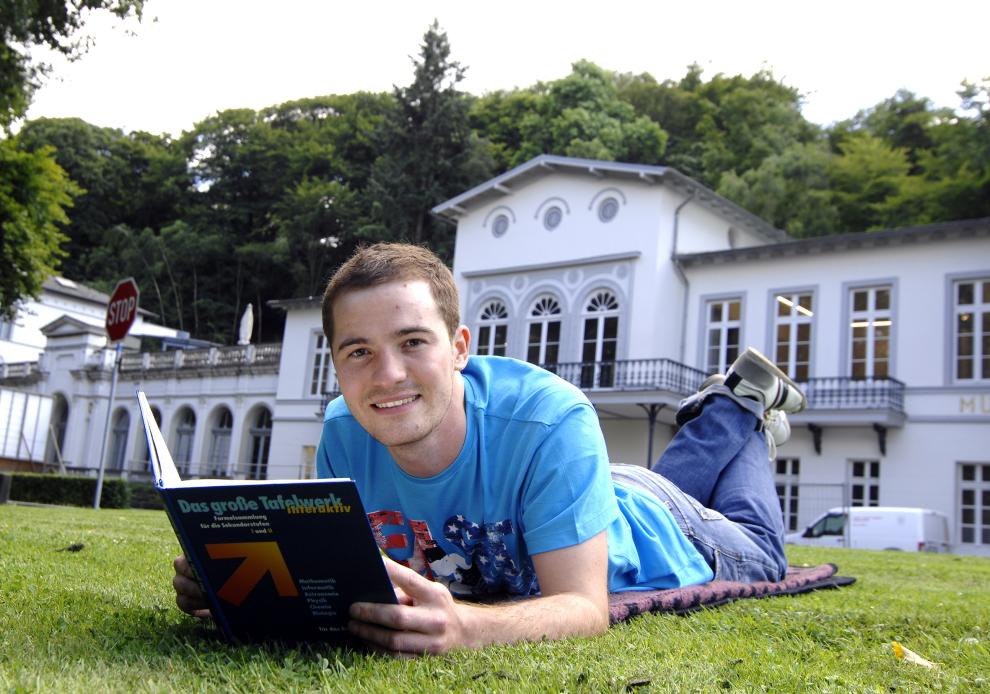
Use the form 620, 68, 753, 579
248, 408, 272, 480
476, 299, 509, 356
44, 393, 69, 467
526, 295, 562, 370
137, 407, 162, 472
581, 290, 620, 388
174, 408, 196, 476
108, 409, 130, 471
207, 408, 233, 477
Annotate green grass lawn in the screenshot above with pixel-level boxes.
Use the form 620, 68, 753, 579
1, 503, 987, 693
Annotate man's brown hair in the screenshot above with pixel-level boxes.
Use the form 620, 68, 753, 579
321, 243, 461, 347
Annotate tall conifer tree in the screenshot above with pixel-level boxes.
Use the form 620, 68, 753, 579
364, 21, 491, 260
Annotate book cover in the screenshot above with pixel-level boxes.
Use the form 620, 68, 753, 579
137, 392, 396, 643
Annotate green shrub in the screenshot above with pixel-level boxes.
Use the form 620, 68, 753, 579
8, 472, 131, 508
127, 480, 165, 510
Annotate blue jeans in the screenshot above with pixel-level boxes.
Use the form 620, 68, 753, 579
610, 388, 787, 582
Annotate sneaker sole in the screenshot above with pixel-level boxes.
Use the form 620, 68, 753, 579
733, 348, 808, 412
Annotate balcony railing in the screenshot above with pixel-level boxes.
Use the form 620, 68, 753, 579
0, 361, 40, 380
542, 360, 905, 412
118, 343, 282, 373
312, 360, 907, 417
549, 359, 709, 395
802, 376, 905, 412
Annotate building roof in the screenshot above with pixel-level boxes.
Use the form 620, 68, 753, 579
40, 315, 108, 337
267, 296, 321, 311
42, 276, 155, 317
676, 217, 990, 267
431, 154, 789, 243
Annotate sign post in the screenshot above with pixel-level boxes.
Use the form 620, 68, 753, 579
94, 278, 140, 509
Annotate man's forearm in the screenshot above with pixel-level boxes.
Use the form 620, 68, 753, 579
456, 591, 609, 649
349, 533, 611, 655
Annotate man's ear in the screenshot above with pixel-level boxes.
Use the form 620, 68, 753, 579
452, 325, 470, 371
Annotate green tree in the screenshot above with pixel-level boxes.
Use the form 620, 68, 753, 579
260, 92, 395, 190
16, 117, 188, 283
617, 65, 815, 188
365, 21, 492, 259
0, 139, 78, 318
1, 1, 144, 316
832, 89, 946, 175
915, 80, 990, 221
471, 61, 668, 171
270, 177, 359, 298
823, 82, 990, 230
829, 134, 913, 231
615, 66, 712, 179
1, 0, 144, 129
718, 143, 840, 237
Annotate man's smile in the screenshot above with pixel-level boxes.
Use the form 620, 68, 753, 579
373, 395, 419, 410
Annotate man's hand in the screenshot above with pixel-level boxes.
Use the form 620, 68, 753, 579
348, 557, 468, 656
348, 531, 610, 656
172, 555, 212, 620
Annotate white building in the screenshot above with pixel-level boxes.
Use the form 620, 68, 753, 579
3, 155, 988, 555
0, 276, 183, 364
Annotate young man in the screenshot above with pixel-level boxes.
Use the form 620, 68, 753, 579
173, 243, 805, 655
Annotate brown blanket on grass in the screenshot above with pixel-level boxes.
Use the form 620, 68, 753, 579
608, 563, 854, 625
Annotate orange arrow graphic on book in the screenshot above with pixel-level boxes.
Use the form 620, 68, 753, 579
205, 541, 299, 606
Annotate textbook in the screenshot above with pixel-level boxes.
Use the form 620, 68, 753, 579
137, 392, 396, 643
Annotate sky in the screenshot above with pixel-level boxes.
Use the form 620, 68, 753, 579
24, 0, 990, 137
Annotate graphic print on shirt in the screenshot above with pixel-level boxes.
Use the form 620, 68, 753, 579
366, 509, 538, 596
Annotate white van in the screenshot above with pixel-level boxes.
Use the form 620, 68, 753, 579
785, 507, 951, 552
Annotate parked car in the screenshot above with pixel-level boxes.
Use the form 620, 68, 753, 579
785, 507, 951, 552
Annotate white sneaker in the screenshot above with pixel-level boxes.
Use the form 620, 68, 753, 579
725, 347, 807, 413
763, 410, 790, 461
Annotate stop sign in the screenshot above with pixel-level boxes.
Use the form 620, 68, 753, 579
105, 278, 140, 342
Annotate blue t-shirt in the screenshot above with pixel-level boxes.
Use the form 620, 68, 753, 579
316, 355, 712, 595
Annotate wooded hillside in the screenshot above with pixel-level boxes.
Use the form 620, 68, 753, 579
8, 23, 989, 343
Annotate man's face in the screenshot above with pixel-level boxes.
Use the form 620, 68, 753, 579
331, 280, 469, 460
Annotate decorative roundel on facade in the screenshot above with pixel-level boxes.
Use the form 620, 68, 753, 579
543, 206, 563, 231
492, 213, 510, 238
598, 197, 620, 223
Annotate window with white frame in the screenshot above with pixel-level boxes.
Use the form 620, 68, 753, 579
581, 290, 619, 388
705, 298, 741, 374
476, 299, 509, 356
526, 295, 562, 369
849, 286, 892, 379
959, 463, 990, 545
773, 293, 814, 381
954, 278, 990, 381
207, 408, 233, 477
310, 333, 334, 396
174, 408, 196, 476
849, 459, 879, 507
774, 457, 801, 532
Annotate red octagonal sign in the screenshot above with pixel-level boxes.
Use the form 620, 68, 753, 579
105, 277, 140, 342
